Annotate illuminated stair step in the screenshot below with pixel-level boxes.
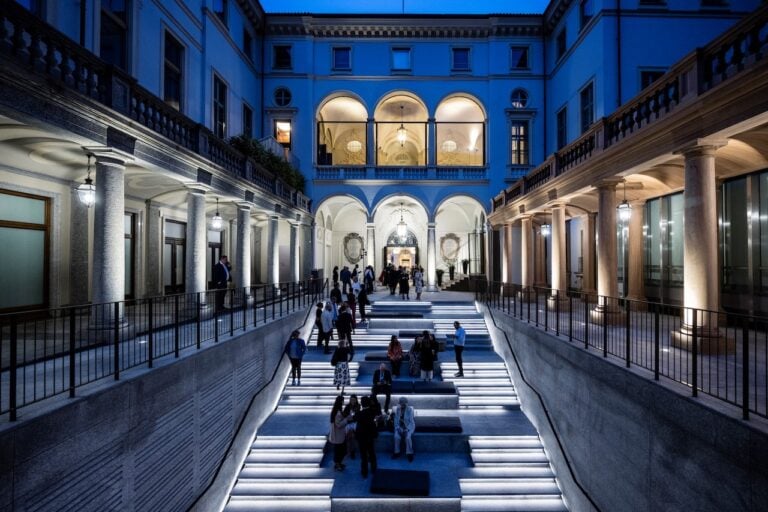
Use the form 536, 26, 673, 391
225, 496, 331, 512
465, 466, 555, 479
458, 388, 517, 396
472, 450, 549, 464
460, 397, 520, 406
239, 466, 327, 479
444, 370, 511, 377
245, 450, 324, 465
251, 437, 327, 449
460, 479, 560, 495
282, 386, 370, 395
461, 495, 567, 512
469, 437, 542, 449
231, 479, 335, 496
443, 378, 512, 385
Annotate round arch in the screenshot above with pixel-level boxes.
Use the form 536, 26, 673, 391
434, 94, 487, 167
374, 91, 429, 167
434, 194, 487, 275
314, 194, 370, 276
316, 94, 369, 166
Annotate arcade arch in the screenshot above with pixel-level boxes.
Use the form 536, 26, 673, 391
435, 195, 487, 276
316, 96, 368, 166
435, 95, 486, 166
374, 93, 429, 166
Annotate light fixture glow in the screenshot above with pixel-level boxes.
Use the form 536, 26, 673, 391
211, 197, 224, 231
396, 202, 408, 240
617, 179, 632, 221
396, 104, 407, 147
441, 140, 457, 152
540, 223, 551, 237
346, 140, 362, 153
77, 154, 96, 208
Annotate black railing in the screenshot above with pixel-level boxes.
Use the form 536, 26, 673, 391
0, 279, 327, 421
477, 282, 768, 420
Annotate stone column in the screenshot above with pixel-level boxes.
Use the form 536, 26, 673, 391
502, 224, 511, 283
185, 189, 207, 298
427, 222, 437, 290
235, 204, 251, 290
582, 213, 597, 295
549, 204, 569, 308
268, 214, 280, 285
69, 186, 90, 305
520, 216, 533, 290
534, 227, 546, 286
91, 152, 127, 309
673, 144, 726, 352
591, 180, 622, 323
144, 200, 163, 298
290, 220, 301, 282
625, 200, 646, 302
366, 223, 376, 269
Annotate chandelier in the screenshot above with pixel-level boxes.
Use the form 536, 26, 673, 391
396, 104, 407, 147
396, 202, 408, 241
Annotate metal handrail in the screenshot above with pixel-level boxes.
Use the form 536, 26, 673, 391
0, 279, 328, 421
476, 281, 767, 420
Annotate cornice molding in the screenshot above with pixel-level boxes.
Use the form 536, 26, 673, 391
265, 16, 543, 38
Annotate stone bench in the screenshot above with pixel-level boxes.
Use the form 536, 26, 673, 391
385, 415, 463, 433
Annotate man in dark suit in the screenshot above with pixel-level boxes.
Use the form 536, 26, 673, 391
213, 255, 231, 312
355, 396, 378, 478
371, 363, 393, 411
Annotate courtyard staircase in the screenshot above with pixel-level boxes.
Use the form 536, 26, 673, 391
223, 292, 568, 511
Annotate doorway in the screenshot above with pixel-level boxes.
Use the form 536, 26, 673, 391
164, 220, 186, 294
384, 246, 418, 269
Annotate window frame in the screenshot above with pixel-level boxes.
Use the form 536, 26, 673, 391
163, 29, 185, 112
242, 103, 253, 139
391, 46, 412, 73
509, 119, 530, 166
579, 81, 594, 134
274, 119, 292, 150
451, 47, 471, 72
274, 87, 292, 107
273, 45, 293, 70
212, 73, 228, 139
510, 46, 530, 71
100, 0, 130, 71
639, 68, 667, 90
212, 0, 227, 26
556, 106, 567, 150
511, 88, 529, 109
243, 29, 254, 62
332, 46, 352, 72
556, 28, 567, 61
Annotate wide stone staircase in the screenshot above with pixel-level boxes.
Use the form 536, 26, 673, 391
223, 293, 568, 511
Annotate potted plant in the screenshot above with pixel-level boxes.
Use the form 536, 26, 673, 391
436, 269, 444, 287
448, 264, 455, 281
461, 259, 469, 274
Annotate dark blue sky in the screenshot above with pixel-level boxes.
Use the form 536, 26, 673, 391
260, 0, 550, 15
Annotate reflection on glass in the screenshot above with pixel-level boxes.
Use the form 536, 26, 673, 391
436, 123, 484, 166
0, 228, 44, 309
317, 121, 367, 165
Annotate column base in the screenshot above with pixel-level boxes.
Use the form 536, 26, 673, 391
547, 294, 570, 311
589, 304, 624, 325
671, 324, 732, 355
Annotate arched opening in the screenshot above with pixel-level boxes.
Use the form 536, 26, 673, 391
314, 195, 369, 279
372, 197, 429, 270
374, 93, 428, 166
435, 95, 486, 167
316, 95, 368, 166
435, 195, 487, 279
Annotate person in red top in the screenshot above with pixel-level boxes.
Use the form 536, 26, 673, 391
387, 335, 404, 377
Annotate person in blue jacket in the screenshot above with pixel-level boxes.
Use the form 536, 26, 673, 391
284, 329, 307, 386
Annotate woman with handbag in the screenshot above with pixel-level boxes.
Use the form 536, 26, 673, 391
329, 395, 349, 471
332, 338, 353, 391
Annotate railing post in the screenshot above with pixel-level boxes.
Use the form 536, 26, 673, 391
174, 294, 180, 357
742, 319, 749, 420
535, 288, 539, 326
114, 301, 120, 380
196, 292, 202, 349
215, 300, 220, 343
280, 285, 284, 317
584, 294, 589, 349
272, 287, 276, 320
691, 309, 698, 397
569, 294, 573, 342
602, 296, 608, 357
654, 307, 660, 380
242, 287, 247, 332
253, 286, 258, 327
263, 287, 267, 324
9, 316, 18, 421
625, 300, 631, 368
147, 297, 154, 369
229, 288, 234, 336
544, 289, 549, 332
69, 309, 76, 398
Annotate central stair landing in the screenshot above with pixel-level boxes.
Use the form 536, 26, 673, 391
224, 292, 568, 511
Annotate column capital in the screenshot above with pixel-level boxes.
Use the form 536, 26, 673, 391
236, 202, 252, 212
675, 139, 728, 157
594, 178, 623, 191
185, 184, 208, 195
83, 146, 133, 166
427, 222, 436, 229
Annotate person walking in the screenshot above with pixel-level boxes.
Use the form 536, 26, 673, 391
355, 396, 379, 478
284, 329, 307, 386
344, 394, 361, 459
399, 269, 410, 300
413, 267, 423, 300
320, 302, 335, 354
347, 292, 357, 329
332, 338, 354, 391
314, 302, 324, 349
336, 303, 354, 343
332, 266, 339, 289
453, 321, 466, 377
213, 255, 231, 312
340, 266, 352, 294
357, 288, 369, 325
329, 395, 349, 471
387, 335, 404, 377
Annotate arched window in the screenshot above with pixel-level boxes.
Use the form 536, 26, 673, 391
374, 94, 428, 166
435, 96, 486, 167
316, 96, 368, 166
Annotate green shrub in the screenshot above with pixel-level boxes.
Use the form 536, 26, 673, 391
230, 135, 305, 192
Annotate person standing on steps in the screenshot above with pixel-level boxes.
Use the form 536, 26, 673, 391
340, 265, 352, 294
330, 282, 342, 304
371, 362, 393, 412
355, 395, 379, 478
314, 302, 324, 349
336, 303, 354, 343
453, 321, 466, 377
329, 395, 349, 472
392, 396, 416, 462
413, 267, 423, 300
387, 335, 404, 377
284, 329, 307, 386
332, 338, 353, 391
357, 287, 369, 325
332, 266, 339, 289
320, 302, 334, 354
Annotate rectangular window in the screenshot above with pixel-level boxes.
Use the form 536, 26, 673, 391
391, 47, 411, 72
722, 177, 749, 290
640, 70, 666, 89
0, 189, 50, 311
213, 75, 227, 139
212, 0, 227, 25
556, 107, 567, 149
100, 0, 129, 70
163, 31, 184, 111
333, 47, 351, 71
273, 45, 292, 69
243, 30, 253, 61
580, 82, 594, 134
580, 0, 594, 30
510, 120, 529, 165
452, 47, 470, 71
275, 120, 291, 149
556, 28, 567, 61
510, 46, 529, 70
242, 104, 253, 138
